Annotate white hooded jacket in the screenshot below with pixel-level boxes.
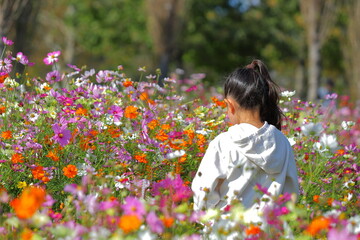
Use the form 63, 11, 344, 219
191, 122, 299, 213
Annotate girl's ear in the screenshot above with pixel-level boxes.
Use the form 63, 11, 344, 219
226, 98, 236, 114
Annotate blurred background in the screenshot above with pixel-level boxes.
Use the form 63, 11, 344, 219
1, 0, 359, 103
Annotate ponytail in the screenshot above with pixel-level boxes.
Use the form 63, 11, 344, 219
224, 59, 283, 130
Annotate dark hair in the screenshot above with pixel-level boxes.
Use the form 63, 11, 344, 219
224, 59, 283, 130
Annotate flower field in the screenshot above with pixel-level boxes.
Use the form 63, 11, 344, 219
0, 37, 359, 239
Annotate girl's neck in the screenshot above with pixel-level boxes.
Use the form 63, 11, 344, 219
234, 108, 264, 128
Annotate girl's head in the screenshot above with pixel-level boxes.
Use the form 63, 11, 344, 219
224, 59, 283, 130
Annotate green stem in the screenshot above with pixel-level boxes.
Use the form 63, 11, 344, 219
0, 46, 6, 59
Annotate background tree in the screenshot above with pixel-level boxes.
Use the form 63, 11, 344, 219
300, 0, 339, 101
146, 0, 188, 84
341, 1, 360, 102
183, 0, 302, 91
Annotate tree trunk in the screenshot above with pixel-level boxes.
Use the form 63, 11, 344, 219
300, 0, 338, 101
294, 60, 306, 99
343, 0, 360, 102
307, 32, 321, 101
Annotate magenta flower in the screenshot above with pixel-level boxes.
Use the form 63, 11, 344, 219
2, 37, 13, 46
43, 51, 61, 65
0, 58, 12, 73
46, 70, 61, 84
152, 174, 192, 203
146, 211, 164, 234
12, 52, 34, 66
121, 196, 146, 219
52, 124, 71, 147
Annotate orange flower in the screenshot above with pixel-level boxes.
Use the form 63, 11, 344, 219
245, 225, 261, 236
63, 164, 78, 178
134, 154, 148, 163
161, 216, 174, 228
124, 105, 139, 119
10, 186, 46, 219
313, 195, 320, 203
306, 216, 331, 236
75, 107, 88, 116
184, 129, 195, 139
211, 96, 226, 108
155, 130, 168, 142
118, 214, 142, 233
0, 105, 6, 114
179, 154, 187, 163
46, 150, 59, 162
21, 228, 33, 240
161, 124, 171, 130
0, 73, 9, 83
147, 119, 159, 130
1, 130, 12, 140
11, 153, 24, 164
107, 127, 122, 138
123, 79, 133, 87
139, 92, 155, 105
31, 166, 50, 183
196, 134, 206, 146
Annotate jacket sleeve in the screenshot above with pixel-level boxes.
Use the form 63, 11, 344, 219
191, 139, 227, 210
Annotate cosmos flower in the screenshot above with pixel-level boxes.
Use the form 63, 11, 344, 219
12, 52, 34, 66
121, 196, 146, 219
2, 37, 13, 46
146, 211, 164, 234
280, 90, 296, 97
46, 70, 61, 84
63, 165, 78, 178
0, 58, 12, 73
319, 134, 339, 152
166, 150, 186, 159
52, 124, 71, 147
10, 186, 46, 219
118, 214, 142, 233
301, 122, 324, 136
43, 51, 61, 65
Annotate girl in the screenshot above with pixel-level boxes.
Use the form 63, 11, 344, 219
191, 60, 299, 215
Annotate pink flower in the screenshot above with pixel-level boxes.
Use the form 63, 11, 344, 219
146, 211, 164, 234
185, 85, 198, 92
52, 124, 71, 147
0, 58, 12, 73
43, 51, 61, 65
2, 37, 13, 46
12, 52, 34, 66
46, 70, 61, 84
121, 196, 146, 219
328, 227, 357, 240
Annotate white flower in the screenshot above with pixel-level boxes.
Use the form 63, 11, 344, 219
4, 78, 19, 88
114, 175, 130, 189
39, 82, 50, 91
77, 163, 96, 176
166, 150, 186, 159
301, 122, 324, 136
28, 112, 39, 122
196, 128, 212, 135
348, 215, 360, 234
281, 90, 296, 97
344, 179, 355, 188
319, 134, 338, 152
341, 121, 355, 130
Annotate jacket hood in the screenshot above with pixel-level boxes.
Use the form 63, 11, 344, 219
226, 122, 290, 174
